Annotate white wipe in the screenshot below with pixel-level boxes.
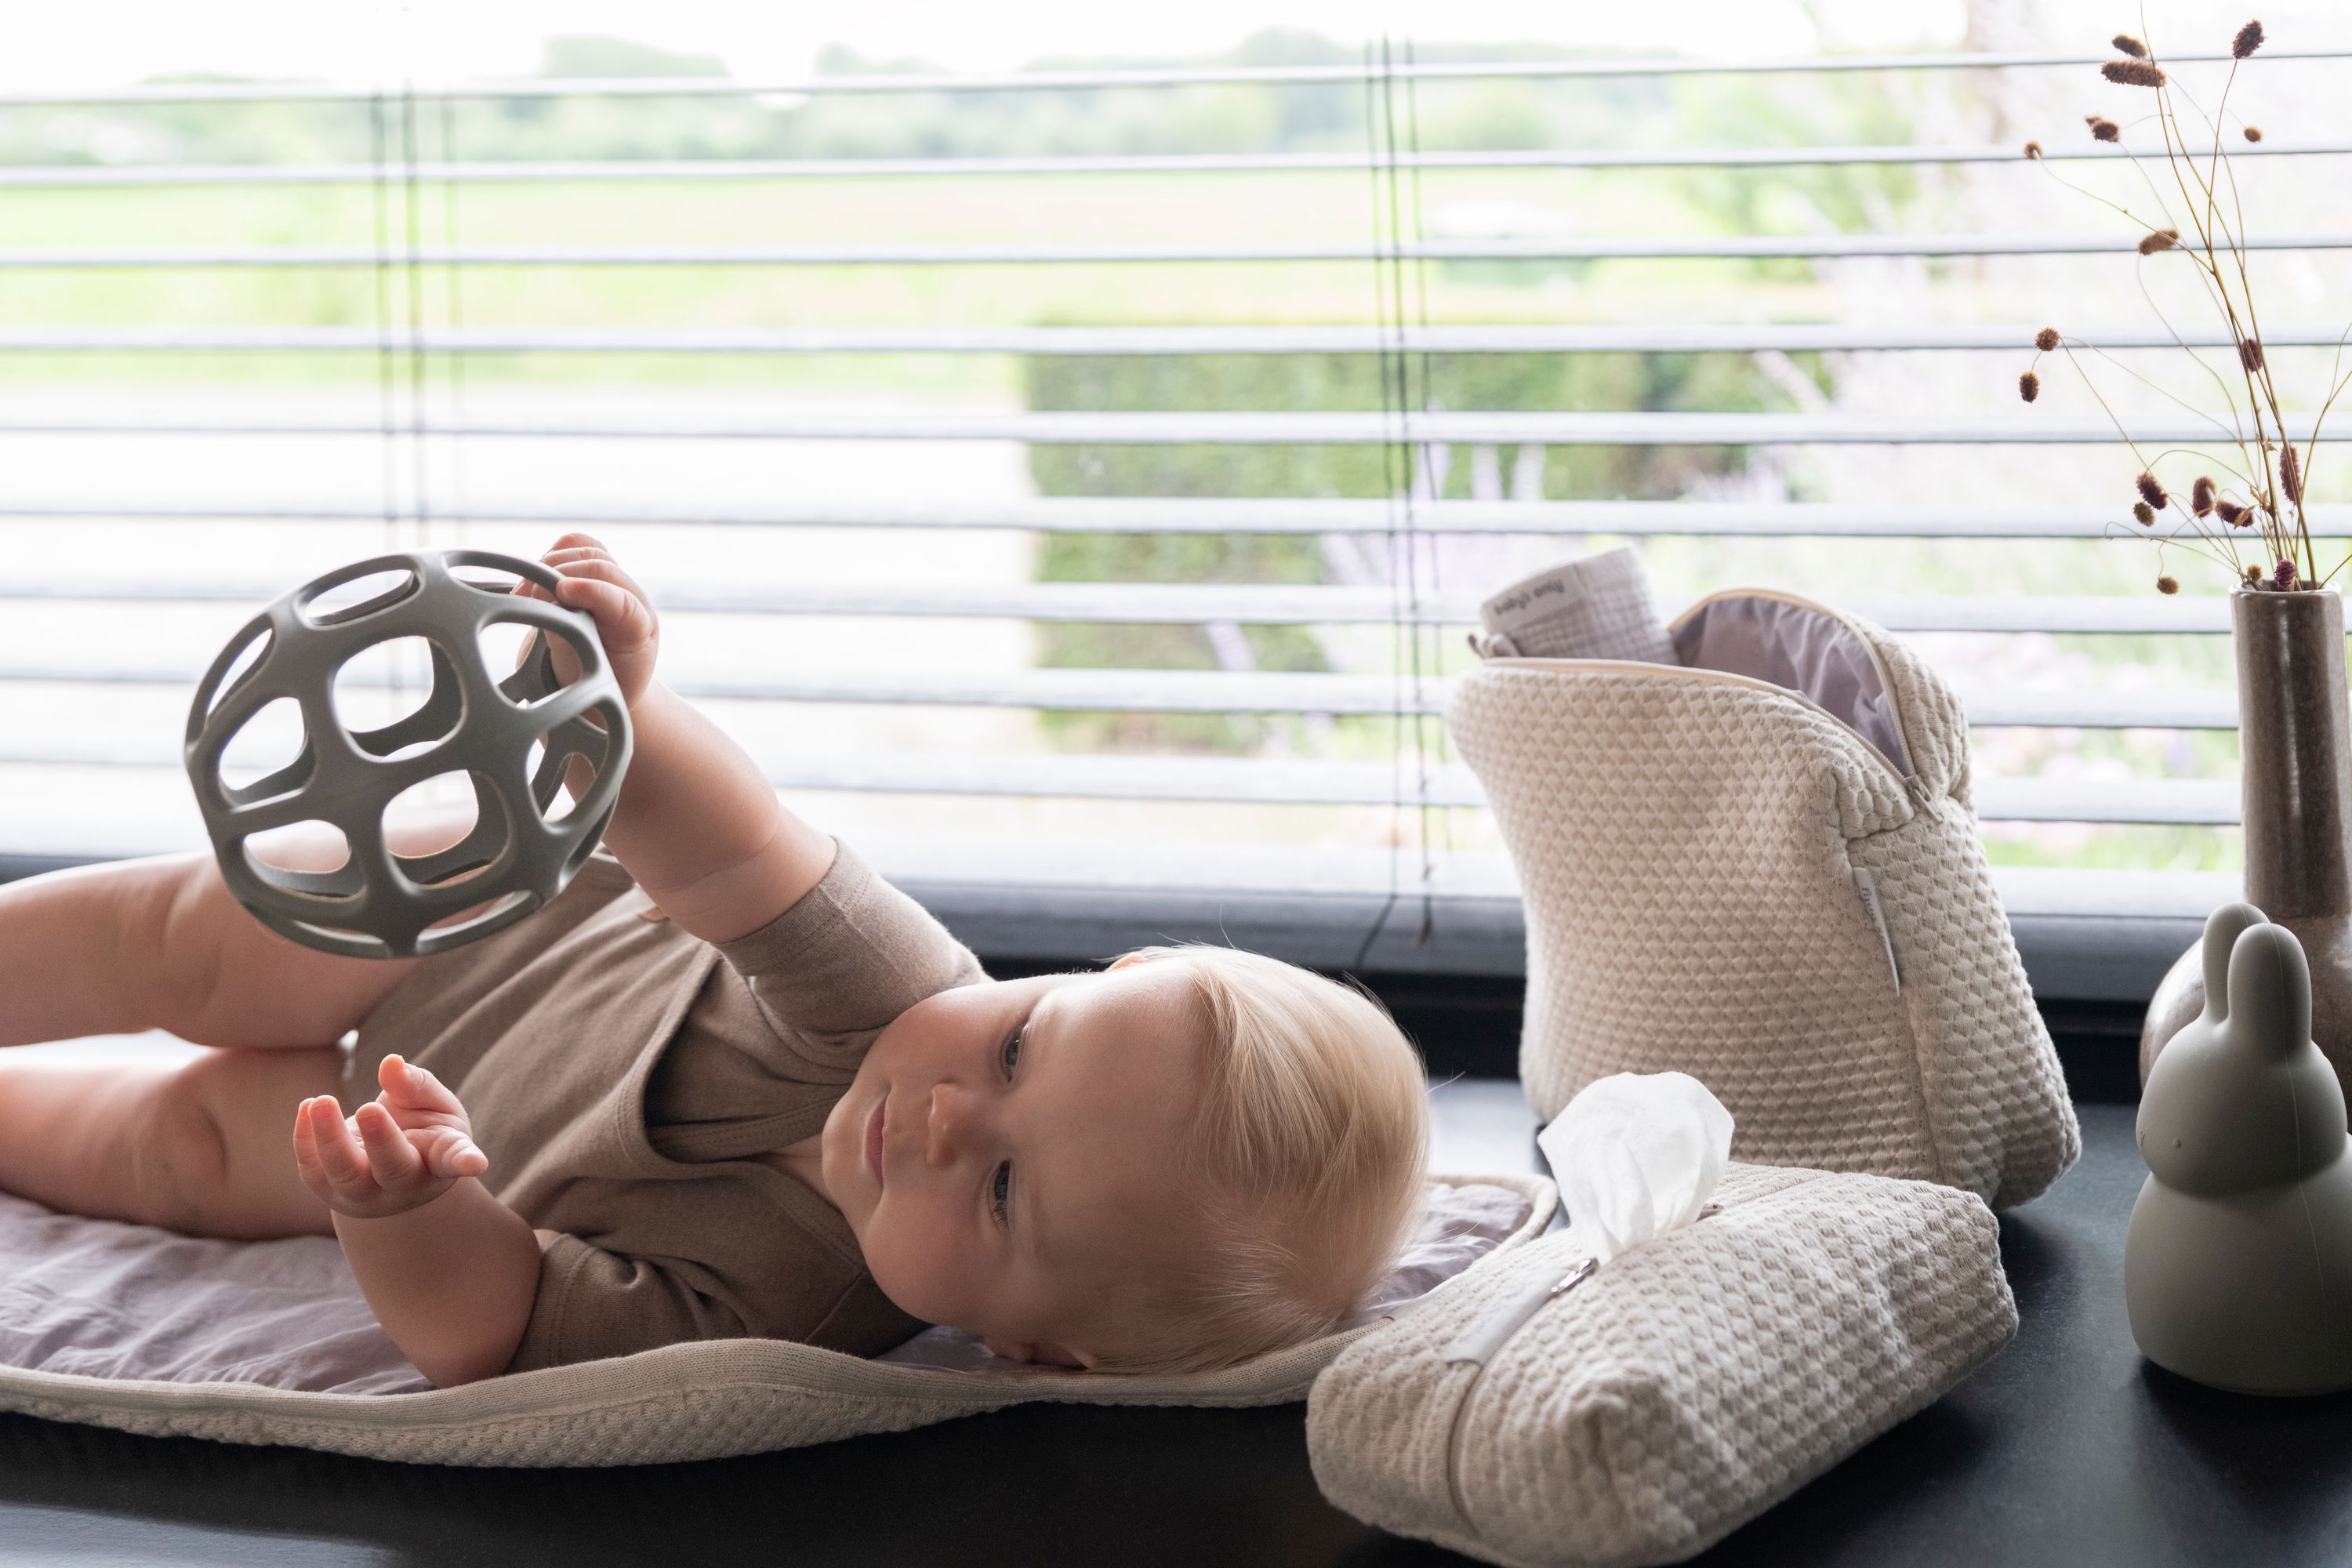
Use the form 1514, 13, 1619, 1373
1538, 1072, 1735, 1265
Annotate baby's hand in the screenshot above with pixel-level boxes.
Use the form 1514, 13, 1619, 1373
527, 532, 659, 707
292, 1055, 490, 1221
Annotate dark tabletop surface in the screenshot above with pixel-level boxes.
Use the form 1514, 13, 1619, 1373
0, 1102, 2343, 1567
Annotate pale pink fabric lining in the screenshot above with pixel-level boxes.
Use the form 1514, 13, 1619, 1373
0, 1181, 1530, 1391
1671, 594, 1913, 777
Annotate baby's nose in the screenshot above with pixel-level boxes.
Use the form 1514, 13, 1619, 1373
924, 1083, 973, 1169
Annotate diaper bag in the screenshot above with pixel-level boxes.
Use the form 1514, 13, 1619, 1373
1447, 588, 2079, 1207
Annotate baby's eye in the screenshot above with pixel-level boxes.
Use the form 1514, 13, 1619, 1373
991, 1161, 1011, 1226
1000, 1025, 1023, 1078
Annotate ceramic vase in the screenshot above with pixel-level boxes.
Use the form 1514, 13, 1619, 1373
2141, 587, 2352, 1092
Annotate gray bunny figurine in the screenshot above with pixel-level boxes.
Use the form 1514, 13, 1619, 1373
2126, 902, 2352, 1393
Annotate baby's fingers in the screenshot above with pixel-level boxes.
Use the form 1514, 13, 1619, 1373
294, 1097, 376, 1197
551, 573, 656, 652
411, 1123, 490, 1181
377, 1054, 466, 1120
354, 1102, 426, 1187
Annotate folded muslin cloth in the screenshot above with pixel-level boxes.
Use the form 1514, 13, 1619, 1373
1469, 548, 1674, 663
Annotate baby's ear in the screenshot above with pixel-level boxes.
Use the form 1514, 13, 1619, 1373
1105, 953, 1146, 971
982, 1336, 1094, 1370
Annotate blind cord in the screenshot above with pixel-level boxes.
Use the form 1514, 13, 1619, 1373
1352, 33, 1439, 974
401, 81, 431, 554
441, 94, 470, 548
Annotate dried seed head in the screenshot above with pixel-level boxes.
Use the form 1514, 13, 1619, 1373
2158, 575, 2181, 594
2192, 475, 2217, 515
2112, 33, 2148, 57
2024, 140, 2045, 159
2278, 557, 2298, 589
2089, 116, 2122, 142
2134, 500, 2156, 524
2244, 125, 2264, 142
2136, 472, 2169, 509
2103, 59, 2168, 88
2234, 20, 2265, 60
2248, 564, 2266, 584
2034, 327, 2061, 352
2139, 228, 2181, 255
2217, 499, 2249, 526
2282, 444, 2304, 503
2020, 370, 2042, 403
2240, 336, 2267, 372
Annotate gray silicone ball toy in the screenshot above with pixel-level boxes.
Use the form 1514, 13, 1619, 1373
183, 550, 632, 960
2126, 902, 2352, 1394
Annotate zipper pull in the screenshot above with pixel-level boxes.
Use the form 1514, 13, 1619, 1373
1853, 867, 1901, 992
1440, 1257, 1598, 1367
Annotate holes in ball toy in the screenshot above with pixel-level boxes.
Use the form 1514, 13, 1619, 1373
244, 819, 350, 876
525, 734, 598, 826
213, 696, 310, 801
301, 568, 421, 629
477, 619, 537, 682
383, 770, 499, 887
487, 618, 586, 710
331, 637, 460, 761
451, 562, 527, 597
202, 626, 274, 719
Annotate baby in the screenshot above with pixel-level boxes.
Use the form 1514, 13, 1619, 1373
0, 536, 1430, 1386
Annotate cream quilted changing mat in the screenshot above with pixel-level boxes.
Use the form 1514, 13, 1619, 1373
1307, 1163, 2016, 1568
1448, 588, 2079, 1207
0, 1173, 1552, 1467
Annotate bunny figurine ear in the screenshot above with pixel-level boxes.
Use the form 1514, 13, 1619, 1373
2200, 902, 2269, 1023
2228, 922, 2313, 1062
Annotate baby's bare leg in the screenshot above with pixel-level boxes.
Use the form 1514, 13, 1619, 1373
0, 1046, 341, 1237
0, 853, 417, 1049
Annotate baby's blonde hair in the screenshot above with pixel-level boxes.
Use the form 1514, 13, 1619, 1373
1092, 946, 1429, 1375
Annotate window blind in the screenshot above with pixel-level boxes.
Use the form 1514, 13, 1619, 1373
3, 42, 2341, 983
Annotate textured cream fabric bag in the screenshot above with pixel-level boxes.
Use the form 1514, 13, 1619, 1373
0, 1174, 1552, 1467
1447, 588, 2078, 1207
1305, 1163, 2016, 1568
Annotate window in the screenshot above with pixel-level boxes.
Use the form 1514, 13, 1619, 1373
2, 28, 2340, 989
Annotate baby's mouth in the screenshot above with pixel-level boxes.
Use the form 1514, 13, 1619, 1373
865, 1097, 887, 1187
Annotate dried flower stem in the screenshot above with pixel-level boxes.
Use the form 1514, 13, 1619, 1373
2027, 19, 2331, 588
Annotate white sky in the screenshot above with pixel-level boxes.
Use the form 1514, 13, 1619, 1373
5, 0, 1975, 89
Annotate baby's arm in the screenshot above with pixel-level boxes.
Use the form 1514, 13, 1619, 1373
532, 535, 837, 944
292, 1056, 541, 1387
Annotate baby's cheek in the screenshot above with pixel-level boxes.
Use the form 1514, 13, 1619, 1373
857, 1200, 981, 1328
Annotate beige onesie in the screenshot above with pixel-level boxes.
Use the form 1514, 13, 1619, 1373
345, 841, 987, 1371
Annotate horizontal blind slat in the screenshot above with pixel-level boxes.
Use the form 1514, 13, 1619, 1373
0, 409, 2335, 443
13, 49, 2351, 105
1, 140, 2346, 187
0, 739, 2238, 824
5, 321, 2349, 354
0, 577, 2241, 632
7, 234, 2350, 268
0, 660, 2238, 726
0, 499, 2338, 537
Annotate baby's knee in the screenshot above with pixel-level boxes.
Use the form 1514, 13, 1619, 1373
122, 1066, 234, 1233
103, 855, 235, 1033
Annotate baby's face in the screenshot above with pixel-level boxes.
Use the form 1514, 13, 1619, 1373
819, 964, 1209, 1367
